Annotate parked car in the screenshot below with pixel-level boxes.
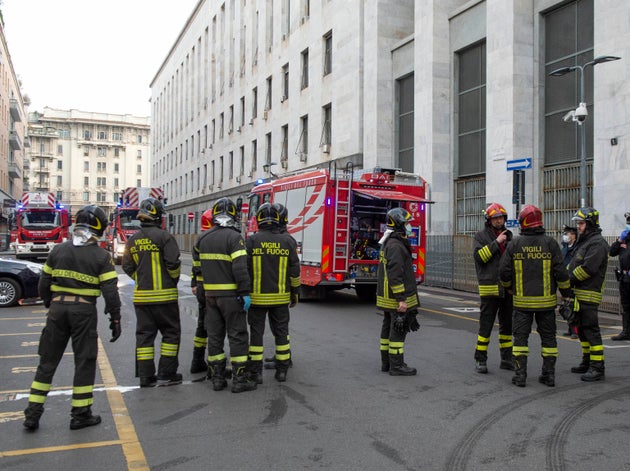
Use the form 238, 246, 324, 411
0, 258, 42, 307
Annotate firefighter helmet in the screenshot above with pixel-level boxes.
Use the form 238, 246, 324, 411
138, 197, 164, 225
201, 209, 213, 231
518, 204, 544, 229
272, 203, 289, 229
572, 207, 600, 228
74, 205, 108, 237
257, 203, 279, 228
386, 207, 412, 233
212, 197, 238, 226
484, 203, 508, 221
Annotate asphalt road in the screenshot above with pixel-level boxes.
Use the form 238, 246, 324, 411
1, 254, 630, 470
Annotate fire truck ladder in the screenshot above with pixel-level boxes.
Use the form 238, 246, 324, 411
331, 163, 353, 273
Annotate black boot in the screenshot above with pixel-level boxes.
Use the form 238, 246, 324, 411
264, 356, 294, 369
511, 356, 527, 387
538, 356, 556, 387
231, 362, 257, 393
571, 354, 590, 373
248, 360, 263, 384
70, 406, 101, 430
23, 403, 44, 431
500, 348, 515, 370
389, 353, 416, 376
275, 360, 290, 382
381, 350, 390, 372
611, 313, 630, 340
190, 347, 207, 373
581, 360, 605, 382
208, 360, 228, 391
474, 355, 488, 374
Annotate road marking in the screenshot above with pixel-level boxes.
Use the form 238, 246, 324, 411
97, 338, 150, 470
0, 440, 123, 458
1, 353, 70, 360
27, 322, 46, 327
0, 317, 45, 321
21, 341, 39, 347
2, 383, 106, 396
0, 332, 40, 336
11, 367, 37, 374
445, 307, 480, 313
0, 411, 23, 424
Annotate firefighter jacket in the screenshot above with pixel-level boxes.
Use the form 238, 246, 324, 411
246, 227, 300, 306
609, 232, 630, 273
39, 241, 120, 315
473, 225, 513, 297
567, 228, 609, 305
499, 228, 572, 311
193, 225, 250, 296
122, 224, 181, 304
376, 231, 419, 311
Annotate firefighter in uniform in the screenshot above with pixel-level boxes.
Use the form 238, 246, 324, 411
567, 207, 609, 381
376, 207, 421, 376
499, 205, 572, 387
264, 202, 296, 370
472, 202, 514, 374
194, 197, 257, 393
23, 205, 121, 431
190, 209, 214, 374
246, 203, 300, 383
122, 197, 182, 387
608, 212, 630, 341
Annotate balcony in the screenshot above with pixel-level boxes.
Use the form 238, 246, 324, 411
9, 130, 22, 150
23, 136, 31, 148
34, 167, 50, 175
33, 180, 50, 191
8, 161, 22, 179
10, 98, 22, 122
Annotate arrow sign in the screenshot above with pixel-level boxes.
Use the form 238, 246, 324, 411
506, 158, 532, 171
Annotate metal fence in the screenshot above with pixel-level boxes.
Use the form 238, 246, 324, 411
425, 234, 621, 315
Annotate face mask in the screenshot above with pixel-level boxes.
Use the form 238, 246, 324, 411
562, 234, 570, 244
72, 227, 95, 246
405, 223, 413, 237
626, 224, 630, 232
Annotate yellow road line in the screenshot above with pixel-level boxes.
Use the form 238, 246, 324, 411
0, 440, 123, 458
97, 338, 150, 470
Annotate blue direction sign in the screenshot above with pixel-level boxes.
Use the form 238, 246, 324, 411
505, 219, 520, 228
506, 158, 532, 171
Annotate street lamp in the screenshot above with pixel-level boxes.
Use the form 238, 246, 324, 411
548, 55, 621, 208
262, 161, 279, 179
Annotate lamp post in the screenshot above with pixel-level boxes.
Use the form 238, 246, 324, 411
548, 55, 621, 208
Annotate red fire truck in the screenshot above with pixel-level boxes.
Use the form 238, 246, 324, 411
245, 165, 432, 301
9, 192, 71, 260
106, 187, 164, 264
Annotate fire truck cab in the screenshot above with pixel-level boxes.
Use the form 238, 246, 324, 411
245, 165, 432, 302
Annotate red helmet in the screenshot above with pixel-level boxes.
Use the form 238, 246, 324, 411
484, 203, 507, 220
518, 204, 543, 229
201, 209, 213, 231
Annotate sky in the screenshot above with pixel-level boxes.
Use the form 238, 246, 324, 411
2, 0, 199, 117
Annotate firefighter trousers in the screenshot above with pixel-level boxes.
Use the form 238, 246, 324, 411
475, 296, 513, 361
193, 299, 208, 348
205, 295, 249, 364
28, 302, 98, 409
576, 302, 605, 363
134, 303, 181, 378
380, 311, 408, 357
512, 309, 557, 359
248, 305, 290, 363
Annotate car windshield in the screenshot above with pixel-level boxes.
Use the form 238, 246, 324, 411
19, 211, 60, 230
119, 210, 142, 230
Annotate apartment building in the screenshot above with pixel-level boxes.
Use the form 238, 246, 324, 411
26, 108, 150, 217
151, 0, 629, 236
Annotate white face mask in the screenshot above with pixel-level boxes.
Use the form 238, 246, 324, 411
72, 227, 96, 246
626, 224, 630, 231
562, 234, 570, 244
405, 223, 413, 237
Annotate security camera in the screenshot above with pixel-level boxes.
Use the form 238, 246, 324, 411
574, 102, 588, 122
562, 110, 575, 122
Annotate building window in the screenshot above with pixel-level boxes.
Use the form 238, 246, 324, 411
137, 164, 142, 174
84, 161, 90, 172
83, 130, 92, 140
265, 76, 272, 110
321, 103, 332, 147
97, 192, 106, 203
282, 63, 289, 100
220, 113, 224, 138
301, 48, 309, 89
97, 162, 107, 172
251, 139, 257, 175
265, 133, 272, 165
56, 190, 62, 201
544, 0, 594, 165
56, 176, 62, 186
229, 151, 234, 179
114, 177, 119, 188
397, 73, 414, 173
98, 131, 107, 140
229, 105, 234, 133
240, 146, 245, 177
252, 87, 258, 118
83, 147, 89, 157
57, 144, 63, 155
137, 179, 141, 187
323, 31, 332, 75
83, 191, 90, 201
97, 177, 106, 187
281, 124, 288, 166
97, 147, 106, 157
57, 160, 63, 170
114, 163, 119, 173
112, 132, 122, 140
240, 96, 246, 127
457, 41, 486, 177
138, 135, 143, 144
299, 115, 308, 159
137, 150, 142, 159
114, 147, 120, 157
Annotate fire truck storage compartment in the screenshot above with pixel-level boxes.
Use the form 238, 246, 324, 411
350, 192, 392, 261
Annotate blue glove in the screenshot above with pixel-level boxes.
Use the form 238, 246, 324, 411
621, 230, 628, 241
242, 295, 251, 311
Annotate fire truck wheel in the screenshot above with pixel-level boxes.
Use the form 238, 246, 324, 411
355, 285, 377, 304
0, 277, 22, 307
